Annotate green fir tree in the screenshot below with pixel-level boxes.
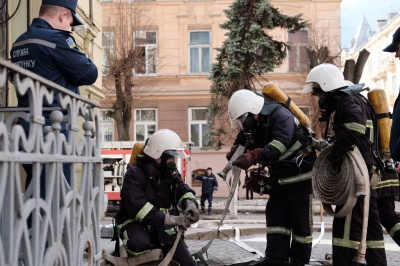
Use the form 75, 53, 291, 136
208, 0, 307, 149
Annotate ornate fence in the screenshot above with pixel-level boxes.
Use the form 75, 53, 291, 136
0, 59, 103, 266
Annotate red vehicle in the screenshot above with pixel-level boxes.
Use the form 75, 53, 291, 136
101, 141, 191, 202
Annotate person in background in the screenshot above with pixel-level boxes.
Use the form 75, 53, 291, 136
115, 129, 199, 265
192, 167, 218, 215
10, 0, 98, 194
246, 185, 254, 200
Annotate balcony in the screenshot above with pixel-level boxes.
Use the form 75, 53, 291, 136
0, 59, 103, 265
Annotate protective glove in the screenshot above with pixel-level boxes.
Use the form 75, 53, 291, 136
232, 148, 261, 170
183, 200, 200, 223
164, 213, 191, 230
310, 138, 330, 151
226, 145, 239, 161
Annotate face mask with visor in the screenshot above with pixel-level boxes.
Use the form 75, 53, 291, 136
231, 112, 248, 130
160, 150, 187, 184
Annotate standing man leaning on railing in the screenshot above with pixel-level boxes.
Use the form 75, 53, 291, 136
10, 0, 98, 192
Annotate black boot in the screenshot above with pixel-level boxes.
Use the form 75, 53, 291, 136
249, 257, 288, 266
201, 207, 205, 214
208, 208, 212, 215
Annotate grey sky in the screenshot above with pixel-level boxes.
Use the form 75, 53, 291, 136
341, 0, 398, 48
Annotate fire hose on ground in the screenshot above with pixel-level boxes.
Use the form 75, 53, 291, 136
312, 146, 370, 265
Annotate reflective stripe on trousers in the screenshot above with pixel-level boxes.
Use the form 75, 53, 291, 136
267, 226, 312, 244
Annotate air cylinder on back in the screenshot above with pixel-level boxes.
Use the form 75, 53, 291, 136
262, 83, 312, 132
367, 89, 392, 158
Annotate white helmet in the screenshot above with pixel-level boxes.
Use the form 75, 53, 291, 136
228, 89, 264, 129
143, 129, 187, 159
302, 63, 349, 93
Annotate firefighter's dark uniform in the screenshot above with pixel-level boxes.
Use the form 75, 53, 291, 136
331, 92, 387, 266
375, 170, 400, 246
194, 172, 218, 212
10, 18, 98, 189
390, 94, 400, 161
115, 156, 197, 266
234, 105, 316, 265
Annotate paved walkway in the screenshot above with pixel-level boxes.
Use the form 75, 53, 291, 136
100, 199, 400, 265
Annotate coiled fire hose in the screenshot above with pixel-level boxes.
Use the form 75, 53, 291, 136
312, 146, 370, 264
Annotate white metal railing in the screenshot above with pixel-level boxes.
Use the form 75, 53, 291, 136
0, 59, 103, 266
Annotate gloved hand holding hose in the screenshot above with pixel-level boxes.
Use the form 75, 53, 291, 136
232, 148, 262, 170
164, 213, 191, 230
183, 200, 200, 223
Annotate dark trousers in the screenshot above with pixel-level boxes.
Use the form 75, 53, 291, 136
23, 163, 71, 199
246, 188, 253, 200
332, 195, 387, 266
200, 193, 213, 208
124, 223, 195, 266
265, 186, 313, 264
20, 118, 71, 199
377, 196, 400, 246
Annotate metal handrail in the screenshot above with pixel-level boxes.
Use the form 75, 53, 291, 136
0, 58, 102, 266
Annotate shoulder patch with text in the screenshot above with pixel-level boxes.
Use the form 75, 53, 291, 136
66, 37, 76, 48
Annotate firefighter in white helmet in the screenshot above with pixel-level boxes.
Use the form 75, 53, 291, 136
115, 129, 199, 265
227, 89, 317, 266
303, 63, 387, 266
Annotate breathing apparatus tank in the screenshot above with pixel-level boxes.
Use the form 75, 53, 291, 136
129, 142, 145, 165
367, 89, 392, 159
262, 83, 312, 132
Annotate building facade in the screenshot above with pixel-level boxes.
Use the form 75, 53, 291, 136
101, 0, 342, 197
342, 9, 400, 108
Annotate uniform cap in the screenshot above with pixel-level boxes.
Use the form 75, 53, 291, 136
207, 167, 212, 171
42, 0, 83, 26
383, 27, 400, 52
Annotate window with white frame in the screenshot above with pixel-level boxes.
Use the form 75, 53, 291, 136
134, 109, 157, 141
99, 110, 114, 142
134, 31, 157, 75
189, 108, 209, 147
102, 32, 114, 76
189, 31, 211, 73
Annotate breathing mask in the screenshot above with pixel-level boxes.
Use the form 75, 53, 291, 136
242, 114, 256, 148
160, 150, 185, 184
314, 92, 336, 122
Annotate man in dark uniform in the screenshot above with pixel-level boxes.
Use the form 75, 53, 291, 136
115, 129, 199, 266
383, 27, 400, 161
192, 167, 218, 215
228, 88, 317, 266
303, 63, 387, 266
376, 27, 400, 246
10, 0, 98, 188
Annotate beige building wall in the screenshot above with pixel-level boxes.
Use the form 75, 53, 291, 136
102, 0, 341, 198
343, 14, 400, 108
